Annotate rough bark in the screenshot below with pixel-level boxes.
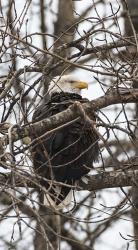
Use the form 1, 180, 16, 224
123, 1, 138, 249
34, 1, 76, 249
1, 169, 138, 191
0, 87, 138, 146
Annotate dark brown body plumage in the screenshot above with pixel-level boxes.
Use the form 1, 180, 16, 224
31, 92, 99, 206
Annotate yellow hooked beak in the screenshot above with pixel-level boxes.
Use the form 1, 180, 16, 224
74, 81, 88, 89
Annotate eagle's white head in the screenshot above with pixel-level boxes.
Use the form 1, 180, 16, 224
49, 75, 88, 95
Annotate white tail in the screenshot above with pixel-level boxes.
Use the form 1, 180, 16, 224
43, 188, 73, 210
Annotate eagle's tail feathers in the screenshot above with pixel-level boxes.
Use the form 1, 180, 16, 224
43, 188, 73, 210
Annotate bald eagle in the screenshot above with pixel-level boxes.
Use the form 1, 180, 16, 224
31, 75, 99, 209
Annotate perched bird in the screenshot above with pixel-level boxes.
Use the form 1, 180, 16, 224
31, 75, 99, 209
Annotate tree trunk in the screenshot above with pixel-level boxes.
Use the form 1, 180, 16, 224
123, 1, 138, 249
34, 1, 75, 249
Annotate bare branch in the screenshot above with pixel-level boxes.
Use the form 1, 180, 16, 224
0, 88, 137, 144
0, 169, 137, 191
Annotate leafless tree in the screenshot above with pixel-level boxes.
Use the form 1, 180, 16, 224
0, 0, 138, 249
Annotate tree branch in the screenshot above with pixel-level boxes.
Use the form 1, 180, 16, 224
0, 87, 137, 144
1, 169, 138, 191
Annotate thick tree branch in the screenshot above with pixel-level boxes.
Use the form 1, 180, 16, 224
1, 169, 138, 191
79, 170, 137, 191
0, 88, 137, 144
68, 36, 137, 59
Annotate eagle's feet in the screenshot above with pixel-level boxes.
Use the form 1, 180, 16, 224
81, 176, 89, 185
